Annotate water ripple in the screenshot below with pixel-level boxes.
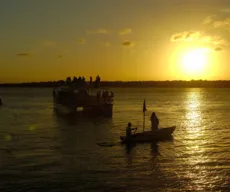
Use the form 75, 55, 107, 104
0, 87, 230, 191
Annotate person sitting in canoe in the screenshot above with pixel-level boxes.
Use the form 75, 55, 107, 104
150, 112, 159, 131
126, 122, 137, 141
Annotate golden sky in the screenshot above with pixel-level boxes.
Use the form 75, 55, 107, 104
1, 0, 230, 83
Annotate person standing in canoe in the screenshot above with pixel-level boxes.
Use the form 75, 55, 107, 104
150, 112, 159, 131
126, 122, 137, 141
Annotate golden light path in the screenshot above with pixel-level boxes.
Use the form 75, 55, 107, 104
179, 90, 221, 191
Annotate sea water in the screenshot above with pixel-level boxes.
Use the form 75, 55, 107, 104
0, 87, 229, 191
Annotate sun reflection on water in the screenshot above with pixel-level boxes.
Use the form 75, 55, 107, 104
184, 91, 204, 139
176, 90, 224, 191
178, 91, 209, 190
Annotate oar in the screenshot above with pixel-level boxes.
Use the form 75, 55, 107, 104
97, 141, 121, 147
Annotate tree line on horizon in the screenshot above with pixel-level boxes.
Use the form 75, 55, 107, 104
1, 79, 230, 88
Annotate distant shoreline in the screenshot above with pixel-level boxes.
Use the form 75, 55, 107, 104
1, 80, 230, 88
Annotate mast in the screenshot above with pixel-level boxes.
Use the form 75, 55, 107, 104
143, 99, 147, 132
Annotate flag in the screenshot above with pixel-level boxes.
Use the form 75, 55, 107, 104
143, 99, 147, 112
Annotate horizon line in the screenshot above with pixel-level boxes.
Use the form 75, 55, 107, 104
1, 79, 230, 84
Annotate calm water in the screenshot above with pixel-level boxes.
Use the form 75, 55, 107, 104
0, 87, 229, 192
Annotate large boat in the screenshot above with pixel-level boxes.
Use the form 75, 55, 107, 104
120, 126, 176, 143
53, 84, 114, 117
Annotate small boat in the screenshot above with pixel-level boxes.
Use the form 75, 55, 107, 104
120, 126, 176, 143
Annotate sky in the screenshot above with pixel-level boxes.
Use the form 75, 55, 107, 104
1, 0, 230, 83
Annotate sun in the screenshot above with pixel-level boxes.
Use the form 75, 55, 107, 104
182, 48, 209, 75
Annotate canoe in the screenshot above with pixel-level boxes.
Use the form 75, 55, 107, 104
120, 126, 176, 143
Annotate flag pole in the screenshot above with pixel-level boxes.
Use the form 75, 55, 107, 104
143, 99, 146, 132
143, 110, 145, 132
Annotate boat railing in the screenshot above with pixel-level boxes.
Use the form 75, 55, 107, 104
53, 86, 114, 106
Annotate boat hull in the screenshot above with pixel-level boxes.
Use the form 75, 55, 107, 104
120, 126, 176, 143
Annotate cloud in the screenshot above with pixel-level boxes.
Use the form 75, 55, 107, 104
170, 31, 202, 42
16, 52, 30, 56
171, 14, 230, 51
122, 41, 135, 47
212, 18, 230, 30
42, 41, 56, 47
78, 38, 86, 44
86, 28, 108, 34
119, 28, 132, 35
171, 30, 229, 49
214, 47, 223, 51
203, 15, 230, 31
203, 15, 217, 25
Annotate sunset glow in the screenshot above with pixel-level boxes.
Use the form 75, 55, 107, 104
0, 1, 230, 82
181, 48, 209, 76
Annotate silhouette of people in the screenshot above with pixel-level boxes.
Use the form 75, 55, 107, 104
66, 77, 72, 85
0, 98, 2, 106
94, 75, 101, 88
58, 80, 65, 86
78, 76, 82, 84
74, 76, 84, 88
63, 75, 98, 89
150, 112, 159, 131
96, 75, 100, 82
88, 76, 93, 95
73, 76, 77, 83
72, 76, 78, 88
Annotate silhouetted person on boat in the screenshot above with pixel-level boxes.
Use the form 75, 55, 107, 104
89, 76, 93, 95
72, 76, 78, 88
126, 122, 137, 141
94, 75, 101, 88
78, 77, 82, 86
96, 75, 100, 82
82, 77, 85, 85
150, 112, 159, 131
73, 76, 77, 83
66, 77, 72, 85
58, 80, 65, 86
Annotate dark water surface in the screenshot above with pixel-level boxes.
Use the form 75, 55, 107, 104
0, 87, 229, 191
